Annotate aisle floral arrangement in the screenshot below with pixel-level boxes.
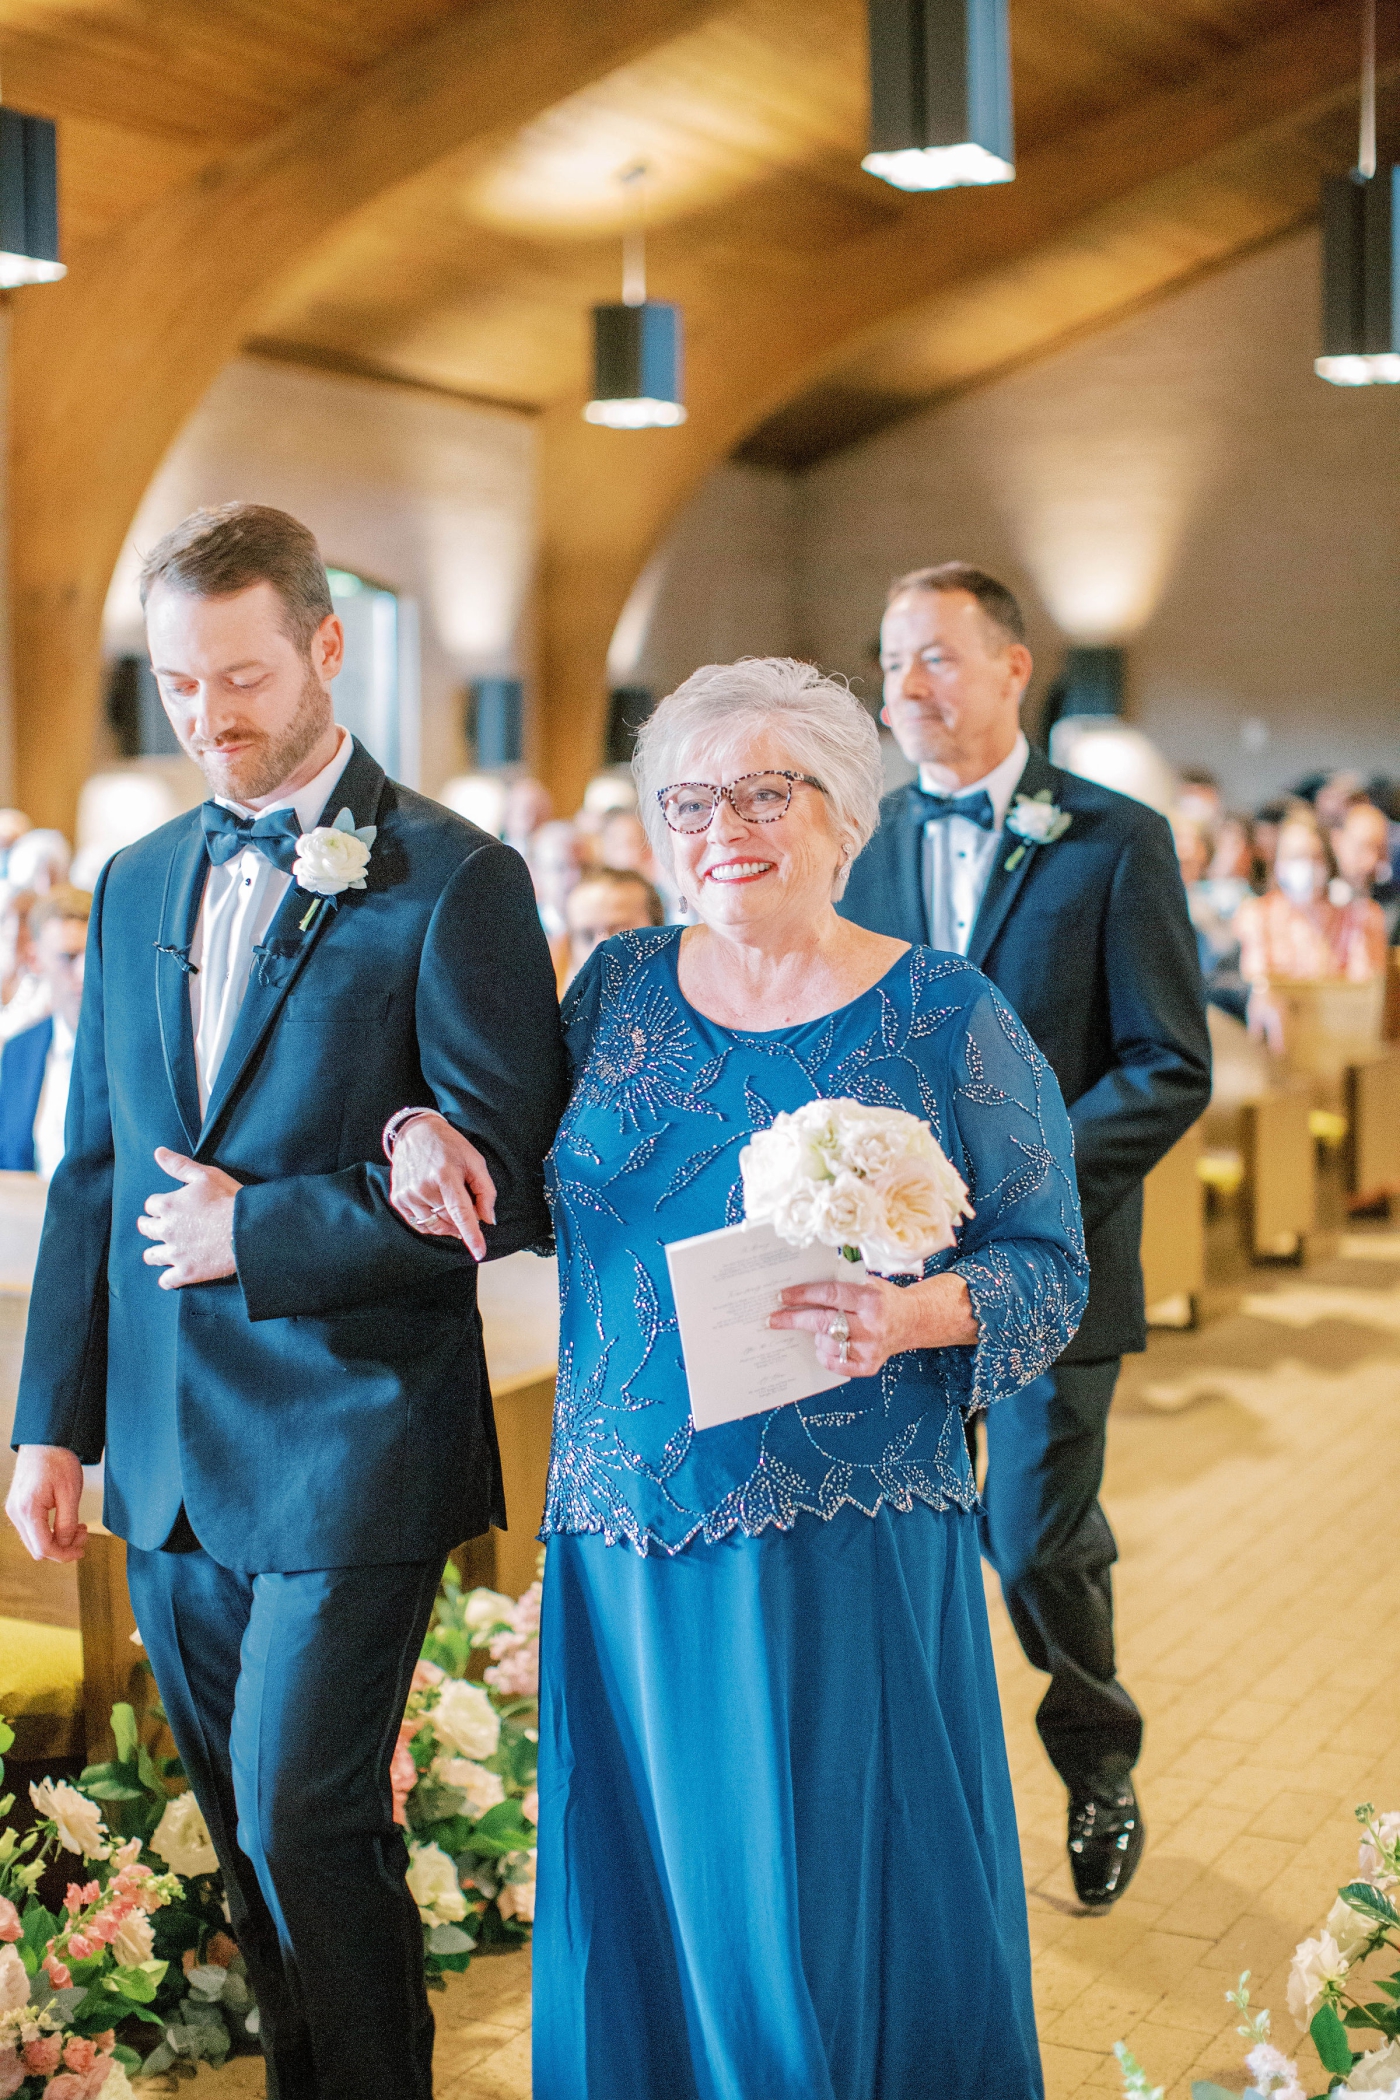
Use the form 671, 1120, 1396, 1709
740, 1097, 973, 1275
1117, 1805, 1400, 2099
393, 1560, 542, 1988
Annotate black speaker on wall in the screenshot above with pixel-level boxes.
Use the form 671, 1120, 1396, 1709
469, 679, 524, 769
106, 655, 181, 758
1038, 645, 1124, 742
606, 685, 655, 765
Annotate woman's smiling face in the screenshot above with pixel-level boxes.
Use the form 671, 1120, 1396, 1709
666, 728, 844, 934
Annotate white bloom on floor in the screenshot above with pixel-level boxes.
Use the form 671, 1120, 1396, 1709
1327, 1891, 1379, 1961
436, 1759, 505, 1821
432, 1679, 500, 1762
150, 1791, 219, 1878
1245, 2040, 1303, 2094
406, 1842, 467, 1926
111, 1911, 155, 1968
0, 1948, 27, 2012
1286, 1929, 1349, 2027
1343, 2040, 1400, 2091
496, 1850, 536, 1924
462, 1589, 516, 1637
29, 1778, 108, 1860
1359, 1812, 1400, 1887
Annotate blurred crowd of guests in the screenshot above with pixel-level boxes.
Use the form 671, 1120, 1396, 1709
1170, 767, 1398, 1046
0, 810, 92, 1177
437, 765, 679, 994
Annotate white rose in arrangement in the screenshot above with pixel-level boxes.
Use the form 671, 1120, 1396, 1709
463, 1589, 517, 1637
1360, 1812, 1400, 1886
0, 1946, 28, 2012
99, 2064, 138, 2100
741, 1098, 972, 1271
432, 1678, 501, 1762
1286, 1929, 1349, 2027
406, 1841, 468, 1926
437, 1758, 506, 1821
29, 1777, 108, 1859
1245, 2041, 1300, 2093
112, 1910, 156, 1968
150, 1791, 219, 1878
292, 809, 375, 898
812, 1171, 878, 1248
496, 1850, 536, 1924
1327, 1891, 1380, 1961
1345, 2040, 1400, 2091
862, 1156, 970, 1274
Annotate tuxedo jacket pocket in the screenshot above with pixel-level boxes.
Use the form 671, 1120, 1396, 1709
282, 991, 393, 1025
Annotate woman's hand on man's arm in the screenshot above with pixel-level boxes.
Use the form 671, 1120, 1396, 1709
768, 1271, 978, 1380
388, 1111, 498, 1262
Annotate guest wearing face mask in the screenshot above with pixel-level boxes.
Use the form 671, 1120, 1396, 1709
1331, 798, 1399, 946
1236, 813, 1387, 1047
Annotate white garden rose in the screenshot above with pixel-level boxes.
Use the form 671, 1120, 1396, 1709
111, 1911, 155, 1967
862, 1156, 970, 1272
432, 1679, 500, 1761
812, 1171, 878, 1248
99, 2063, 137, 2100
496, 1850, 536, 1924
406, 1841, 468, 1926
29, 1778, 108, 1859
1345, 2040, 1400, 2091
150, 1791, 219, 1878
0, 1948, 28, 2012
292, 823, 371, 897
437, 1758, 506, 1821
1287, 1929, 1349, 2027
462, 1589, 517, 1637
1327, 1891, 1379, 1961
1006, 794, 1069, 844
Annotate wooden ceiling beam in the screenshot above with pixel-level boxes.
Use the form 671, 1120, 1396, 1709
535, 0, 1399, 810
8, 0, 729, 827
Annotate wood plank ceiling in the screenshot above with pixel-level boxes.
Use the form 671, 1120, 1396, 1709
2, 0, 1393, 817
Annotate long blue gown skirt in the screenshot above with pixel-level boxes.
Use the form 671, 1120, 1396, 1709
532, 1501, 1043, 2100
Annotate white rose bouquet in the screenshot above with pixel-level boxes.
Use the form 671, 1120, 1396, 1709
740, 1098, 973, 1275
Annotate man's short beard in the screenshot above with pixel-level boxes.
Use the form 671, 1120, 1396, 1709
195, 667, 333, 804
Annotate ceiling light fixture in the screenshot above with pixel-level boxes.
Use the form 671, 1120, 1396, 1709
862, 0, 1013, 193
0, 105, 64, 287
1316, 0, 1398, 386
584, 163, 685, 429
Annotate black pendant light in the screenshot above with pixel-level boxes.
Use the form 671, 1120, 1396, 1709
0, 107, 63, 287
862, 0, 1013, 193
584, 165, 685, 429
1316, 0, 1399, 386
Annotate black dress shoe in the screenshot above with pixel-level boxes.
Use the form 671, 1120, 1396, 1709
1068, 1778, 1145, 1909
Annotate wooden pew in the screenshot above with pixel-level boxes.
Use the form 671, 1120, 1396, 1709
76, 1529, 144, 1763
1347, 1049, 1400, 1207
1241, 1091, 1315, 1260
1142, 1122, 1205, 1326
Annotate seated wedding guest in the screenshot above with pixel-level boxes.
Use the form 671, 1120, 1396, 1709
0, 887, 90, 1175
1177, 766, 1223, 831
1312, 768, 1366, 834
1237, 810, 1386, 988
1205, 812, 1258, 919
596, 802, 684, 917
1332, 797, 1399, 943
0, 889, 44, 1042
4, 827, 70, 899
561, 865, 663, 987
574, 766, 640, 861
389, 657, 1090, 2099
1252, 799, 1288, 884
0, 809, 30, 881
502, 774, 553, 856
1174, 814, 1246, 1020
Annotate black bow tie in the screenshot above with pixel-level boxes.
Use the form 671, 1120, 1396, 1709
909, 786, 997, 832
200, 804, 303, 874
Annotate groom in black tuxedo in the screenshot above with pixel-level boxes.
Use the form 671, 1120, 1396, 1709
840, 563, 1209, 1908
7, 504, 566, 2095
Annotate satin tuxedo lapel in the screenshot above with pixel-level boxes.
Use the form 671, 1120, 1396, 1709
966, 746, 1060, 970
196, 742, 389, 1152
155, 822, 209, 1151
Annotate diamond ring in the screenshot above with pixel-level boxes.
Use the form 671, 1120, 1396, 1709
829, 1310, 850, 1364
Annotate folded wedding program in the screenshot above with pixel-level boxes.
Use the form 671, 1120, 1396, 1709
664, 1219, 852, 1430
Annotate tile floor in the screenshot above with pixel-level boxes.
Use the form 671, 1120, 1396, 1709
130, 1227, 1400, 2097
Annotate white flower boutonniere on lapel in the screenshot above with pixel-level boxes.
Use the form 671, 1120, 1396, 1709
1003, 789, 1071, 872
293, 807, 377, 930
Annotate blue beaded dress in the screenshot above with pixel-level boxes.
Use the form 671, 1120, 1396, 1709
532, 929, 1088, 2100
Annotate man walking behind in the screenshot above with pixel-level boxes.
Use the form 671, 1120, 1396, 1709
841, 562, 1209, 1908
7, 504, 566, 2095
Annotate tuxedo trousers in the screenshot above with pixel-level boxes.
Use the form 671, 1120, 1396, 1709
978, 1360, 1144, 1788
126, 1535, 441, 2100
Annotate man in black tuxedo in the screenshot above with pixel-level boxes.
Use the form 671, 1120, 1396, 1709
840, 563, 1210, 1908
7, 504, 567, 2095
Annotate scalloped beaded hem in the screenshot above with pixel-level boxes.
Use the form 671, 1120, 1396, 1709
538, 1471, 983, 1558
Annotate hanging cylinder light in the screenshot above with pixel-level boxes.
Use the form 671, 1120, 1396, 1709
1316, 0, 1399, 386
584, 165, 685, 429
862, 0, 1014, 193
0, 106, 64, 287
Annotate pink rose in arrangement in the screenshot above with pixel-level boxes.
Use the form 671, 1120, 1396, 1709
410, 1660, 444, 1693
390, 1725, 417, 1829
40, 2076, 85, 2100
23, 2038, 62, 2076
62, 2039, 96, 2075
0, 2049, 22, 2100
41, 1954, 71, 1990
0, 1899, 20, 1942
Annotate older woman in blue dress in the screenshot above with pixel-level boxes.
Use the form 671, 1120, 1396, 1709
389, 658, 1088, 2100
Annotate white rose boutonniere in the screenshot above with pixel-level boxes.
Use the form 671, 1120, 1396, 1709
1003, 790, 1071, 871
292, 806, 378, 929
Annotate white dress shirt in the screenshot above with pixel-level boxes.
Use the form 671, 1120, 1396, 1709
189, 730, 354, 1111
33, 1013, 75, 1181
919, 731, 1029, 955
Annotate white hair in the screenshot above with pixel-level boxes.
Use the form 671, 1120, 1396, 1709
633, 658, 883, 900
